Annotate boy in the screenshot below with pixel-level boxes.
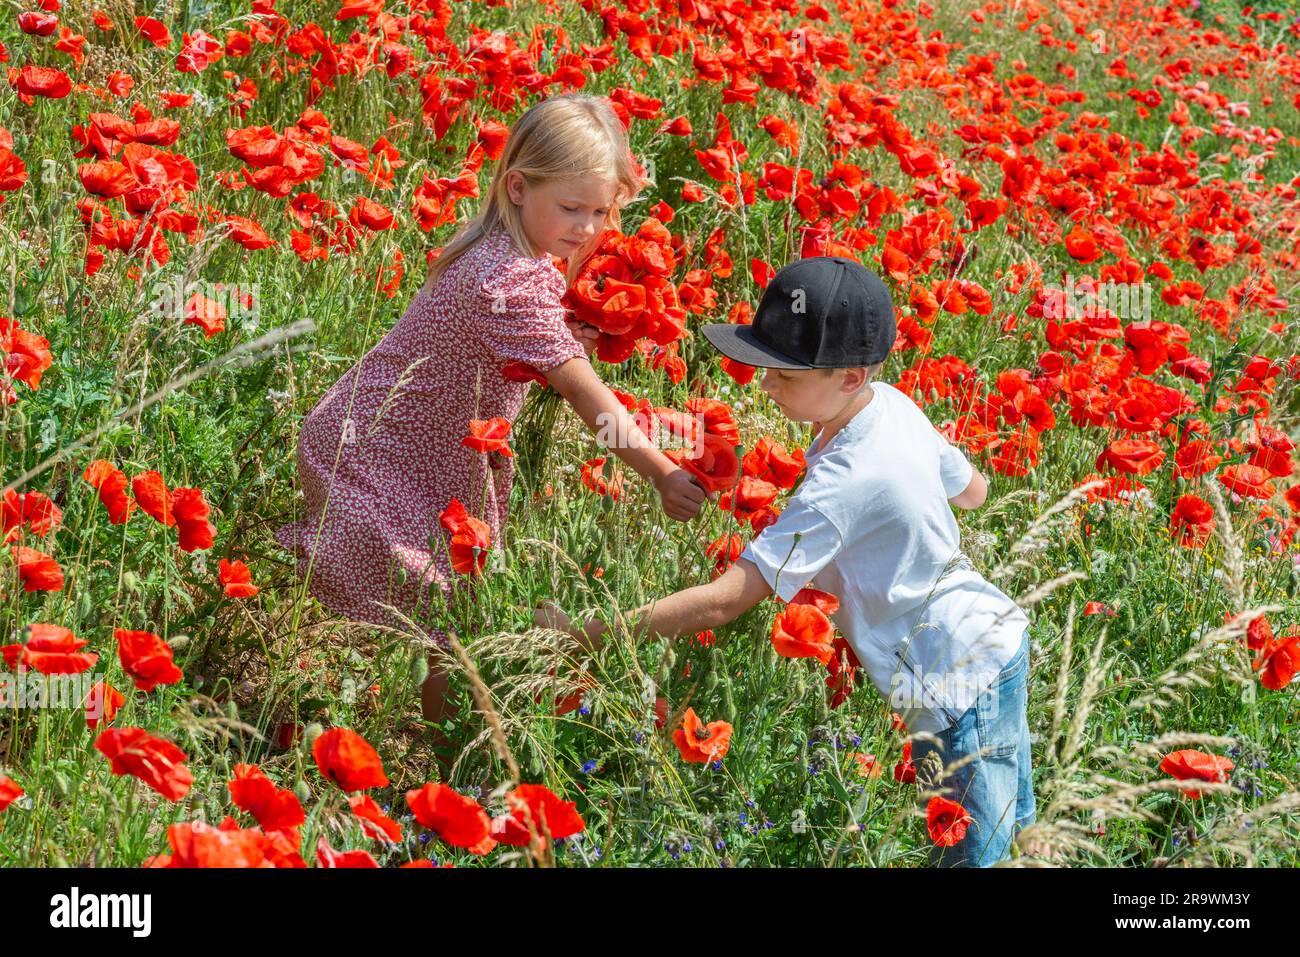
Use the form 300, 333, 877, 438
538, 256, 1035, 867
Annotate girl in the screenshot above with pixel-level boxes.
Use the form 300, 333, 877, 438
274, 92, 708, 739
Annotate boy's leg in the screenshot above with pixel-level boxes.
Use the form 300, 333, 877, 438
921, 635, 1029, 867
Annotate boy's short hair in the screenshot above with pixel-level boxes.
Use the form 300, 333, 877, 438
821, 361, 884, 382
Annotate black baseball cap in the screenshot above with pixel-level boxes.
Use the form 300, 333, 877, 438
701, 256, 897, 369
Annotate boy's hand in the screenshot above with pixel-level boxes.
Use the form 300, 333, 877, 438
534, 600, 606, 655
534, 599, 573, 634
655, 467, 711, 521
564, 317, 600, 357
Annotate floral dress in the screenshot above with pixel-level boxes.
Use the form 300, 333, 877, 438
274, 223, 586, 639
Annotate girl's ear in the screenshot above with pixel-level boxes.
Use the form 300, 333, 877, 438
505, 169, 523, 205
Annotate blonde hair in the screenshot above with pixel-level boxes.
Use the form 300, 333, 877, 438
422, 92, 645, 293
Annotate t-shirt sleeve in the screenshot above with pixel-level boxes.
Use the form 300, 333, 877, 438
477, 258, 587, 373
738, 497, 844, 603
936, 429, 975, 498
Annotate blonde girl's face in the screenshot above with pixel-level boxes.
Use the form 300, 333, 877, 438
505, 170, 620, 260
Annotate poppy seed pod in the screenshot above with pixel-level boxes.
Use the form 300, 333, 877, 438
410, 649, 429, 688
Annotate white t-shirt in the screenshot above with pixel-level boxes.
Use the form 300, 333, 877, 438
739, 381, 1029, 734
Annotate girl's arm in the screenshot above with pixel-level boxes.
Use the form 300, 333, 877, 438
546, 356, 710, 521
537, 557, 773, 652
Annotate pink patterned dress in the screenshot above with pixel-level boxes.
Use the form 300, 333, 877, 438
274, 223, 587, 639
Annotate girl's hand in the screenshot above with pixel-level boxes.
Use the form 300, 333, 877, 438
564, 317, 600, 357
655, 468, 711, 521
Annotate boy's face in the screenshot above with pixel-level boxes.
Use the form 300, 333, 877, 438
507, 172, 619, 259
760, 366, 868, 424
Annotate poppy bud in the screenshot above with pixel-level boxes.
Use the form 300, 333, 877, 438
122, 571, 140, 593
410, 649, 429, 688
303, 721, 324, 750
168, 633, 190, 650
52, 770, 70, 800
601, 493, 615, 512
77, 589, 93, 622
722, 683, 736, 723
395, 565, 407, 587
293, 779, 312, 804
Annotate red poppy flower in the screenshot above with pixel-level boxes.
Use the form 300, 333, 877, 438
926, 796, 973, 846
315, 837, 379, 868
1174, 440, 1221, 479
12, 65, 72, 100
11, 546, 64, 591
1170, 494, 1214, 548
462, 417, 513, 457
218, 558, 259, 597
1, 623, 98, 675
349, 196, 395, 231
789, 587, 840, 616
668, 430, 740, 494
671, 707, 733, 763
83, 460, 136, 524
1255, 627, 1300, 691
131, 471, 175, 526
1083, 601, 1118, 617
580, 456, 626, 500
0, 775, 23, 812
501, 360, 547, 387
313, 727, 389, 792
438, 498, 492, 576
990, 432, 1040, 477
146, 820, 294, 869
134, 15, 173, 47
228, 764, 306, 832
1, 489, 62, 544
1245, 614, 1274, 651
850, 753, 883, 779
705, 533, 743, 576
95, 726, 194, 801
1096, 438, 1165, 476
116, 628, 184, 692
894, 741, 916, 783
405, 782, 495, 854
491, 783, 587, 845
172, 487, 216, 551
825, 635, 860, 709
1159, 749, 1234, 799
742, 436, 806, 489
770, 603, 836, 665
349, 794, 403, 843
1218, 464, 1276, 500
83, 680, 125, 729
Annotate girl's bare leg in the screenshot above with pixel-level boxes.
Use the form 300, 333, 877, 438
420, 659, 459, 778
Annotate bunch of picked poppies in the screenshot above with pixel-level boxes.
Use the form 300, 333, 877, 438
562, 217, 687, 365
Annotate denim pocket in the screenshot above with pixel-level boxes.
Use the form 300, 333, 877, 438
974, 651, 1026, 760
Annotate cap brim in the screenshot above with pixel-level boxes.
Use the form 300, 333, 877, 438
700, 323, 812, 370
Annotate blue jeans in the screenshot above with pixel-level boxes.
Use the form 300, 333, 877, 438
910, 629, 1035, 867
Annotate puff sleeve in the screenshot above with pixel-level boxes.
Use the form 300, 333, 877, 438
476, 257, 587, 374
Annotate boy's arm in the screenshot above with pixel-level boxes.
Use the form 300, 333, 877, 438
948, 465, 988, 510
561, 558, 773, 652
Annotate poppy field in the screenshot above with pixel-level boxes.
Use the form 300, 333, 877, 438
1, 0, 1299, 868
